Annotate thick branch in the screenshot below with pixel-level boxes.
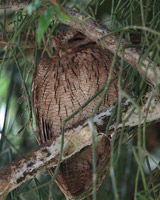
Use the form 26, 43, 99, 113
0, 89, 160, 199
0, 1, 160, 86
0, 126, 98, 200
57, 7, 160, 86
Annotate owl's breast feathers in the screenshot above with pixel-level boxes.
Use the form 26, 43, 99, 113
31, 44, 119, 143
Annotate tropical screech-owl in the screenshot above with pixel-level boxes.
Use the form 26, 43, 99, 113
31, 29, 120, 199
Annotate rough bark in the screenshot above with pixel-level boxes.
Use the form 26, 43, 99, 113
0, 126, 101, 200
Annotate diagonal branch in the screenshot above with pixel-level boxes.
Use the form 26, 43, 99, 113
55, 7, 160, 86
0, 1, 160, 86
0, 89, 160, 199
0, 126, 99, 200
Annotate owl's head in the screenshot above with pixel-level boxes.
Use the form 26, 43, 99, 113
52, 29, 94, 51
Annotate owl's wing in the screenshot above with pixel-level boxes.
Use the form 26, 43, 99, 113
31, 58, 55, 143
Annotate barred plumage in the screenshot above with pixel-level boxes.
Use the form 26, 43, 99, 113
31, 30, 120, 199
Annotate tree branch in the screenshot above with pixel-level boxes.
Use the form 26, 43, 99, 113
0, 126, 101, 200
0, 1, 160, 86
56, 7, 160, 86
0, 89, 160, 199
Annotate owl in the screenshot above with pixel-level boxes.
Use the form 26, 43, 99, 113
31, 29, 120, 199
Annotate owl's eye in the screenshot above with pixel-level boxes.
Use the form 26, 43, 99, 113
69, 37, 84, 42
68, 32, 85, 43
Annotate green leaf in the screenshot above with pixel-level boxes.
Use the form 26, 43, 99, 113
27, 0, 41, 15
36, 7, 54, 44
53, 5, 69, 21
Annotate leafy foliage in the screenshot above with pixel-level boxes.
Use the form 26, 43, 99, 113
36, 7, 54, 44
